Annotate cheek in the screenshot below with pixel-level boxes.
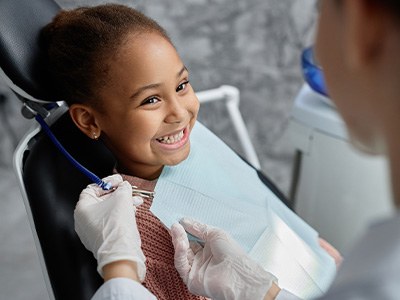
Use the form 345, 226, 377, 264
188, 95, 200, 116
128, 114, 162, 139
315, 12, 343, 99
315, 1, 339, 67
315, 14, 334, 74
102, 112, 157, 144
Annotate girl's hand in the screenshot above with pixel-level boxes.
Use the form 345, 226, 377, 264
319, 238, 343, 268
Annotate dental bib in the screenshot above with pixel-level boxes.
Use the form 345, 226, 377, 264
151, 122, 336, 298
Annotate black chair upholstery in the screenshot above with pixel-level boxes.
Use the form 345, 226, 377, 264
23, 112, 115, 300
0, 0, 115, 299
0, 0, 59, 101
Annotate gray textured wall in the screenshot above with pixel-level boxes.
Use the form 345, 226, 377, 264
0, 1, 317, 299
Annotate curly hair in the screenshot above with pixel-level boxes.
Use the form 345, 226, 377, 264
40, 4, 171, 107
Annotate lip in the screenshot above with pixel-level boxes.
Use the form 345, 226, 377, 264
154, 125, 190, 150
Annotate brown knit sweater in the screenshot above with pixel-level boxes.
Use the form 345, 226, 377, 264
119, 173, 208, 300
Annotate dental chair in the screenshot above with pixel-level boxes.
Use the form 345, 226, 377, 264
0, 0, 290, 299
1, 0, 108, 299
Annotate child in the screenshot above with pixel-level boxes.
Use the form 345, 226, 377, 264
41, 4, 341, 300
41, 4, 202, 300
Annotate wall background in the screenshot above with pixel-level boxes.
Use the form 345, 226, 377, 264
0, 1, 317, 299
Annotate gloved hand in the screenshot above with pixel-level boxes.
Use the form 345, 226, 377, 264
74, 174, 146, 281
171, 218, 278, 300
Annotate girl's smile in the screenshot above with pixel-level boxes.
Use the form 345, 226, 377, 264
155, 125, 191, 150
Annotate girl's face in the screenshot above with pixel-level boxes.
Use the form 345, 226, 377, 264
93, 32, 199, 179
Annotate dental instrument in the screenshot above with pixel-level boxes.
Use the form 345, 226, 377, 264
34, 113, 113, 190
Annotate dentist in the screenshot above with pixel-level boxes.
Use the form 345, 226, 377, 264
74, 0, 400, 299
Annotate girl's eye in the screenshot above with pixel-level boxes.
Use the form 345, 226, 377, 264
176, 80, 190, 92
141, 96, 160, 106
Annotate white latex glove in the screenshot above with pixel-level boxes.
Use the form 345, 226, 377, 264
171, 218, 278, 300
74, 174, 146, 281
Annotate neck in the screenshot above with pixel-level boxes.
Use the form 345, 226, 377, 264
116, 163, 164, 181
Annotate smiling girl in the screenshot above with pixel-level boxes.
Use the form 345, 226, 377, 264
41, 4, 342, 300
41, 4, 202, 300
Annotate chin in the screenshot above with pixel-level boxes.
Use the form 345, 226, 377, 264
349, 133, 386, 156
164, 151, 191, 166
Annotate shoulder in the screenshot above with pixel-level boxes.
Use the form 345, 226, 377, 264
321, 214, 400, 299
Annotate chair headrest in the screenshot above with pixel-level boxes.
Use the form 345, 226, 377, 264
0, 0, 60, 103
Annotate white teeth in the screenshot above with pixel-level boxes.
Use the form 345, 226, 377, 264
157, 130, 184, 144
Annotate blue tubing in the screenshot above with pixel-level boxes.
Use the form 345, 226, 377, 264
35, 114, 112, 190
301, 46, 329, 97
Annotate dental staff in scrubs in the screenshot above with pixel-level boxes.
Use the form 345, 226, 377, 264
74, 0, 400, 299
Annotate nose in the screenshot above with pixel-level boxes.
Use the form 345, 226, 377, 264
164, 96, 187, 124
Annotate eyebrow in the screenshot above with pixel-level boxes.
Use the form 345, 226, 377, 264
177, 65, 187, 78
130, 65, 188, 99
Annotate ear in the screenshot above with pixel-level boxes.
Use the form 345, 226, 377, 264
69, 104, 101, 140
343, 0, 387, 70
